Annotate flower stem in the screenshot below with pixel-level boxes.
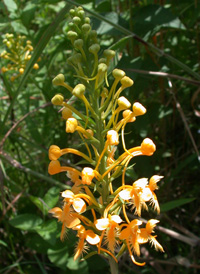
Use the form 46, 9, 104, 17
109, 257, 118, 274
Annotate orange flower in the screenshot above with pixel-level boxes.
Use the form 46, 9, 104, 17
95, 214, 123, 253
49, 204, 80, 240
82, 167, 95, 185
119, 219, 145, 266
119, 178, 150, 216
73, 224, 100, 260
138, 219, 164, 252
61, 190, 86, 213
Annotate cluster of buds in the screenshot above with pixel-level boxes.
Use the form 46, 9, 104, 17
49, 6, 164, 267
0, 33, 40, 81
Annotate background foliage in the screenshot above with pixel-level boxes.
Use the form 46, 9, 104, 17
0, 0, 200, 273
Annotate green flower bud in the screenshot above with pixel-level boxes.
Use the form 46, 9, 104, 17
72, 84, 86, 97
74, 39, 84, 50
89, 30, 97, 40
85, 17, 90, 24
52, 74, 65, 86
112, 69, 126, 80
69, 9, 75, 17
3, 39, 7, 44
82, 24, 91, 33
103, 49, 115, 59
51, 94, 64, 106
67, 31, 78, 42
6, 41, 11, 48
120, 76, 134, 87
73, 16, 81, 25
78, 10, 85, 19
98, 63, 107, 73
89, 44, 100, 54
72, 53, 82, 64
99, 58, 107, 64
68, 22, 75, 28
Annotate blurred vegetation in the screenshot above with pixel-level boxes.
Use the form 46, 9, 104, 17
0, 0, 200, 273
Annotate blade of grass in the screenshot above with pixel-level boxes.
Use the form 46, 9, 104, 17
0, 3, 71, 136
66, 0, 200, 81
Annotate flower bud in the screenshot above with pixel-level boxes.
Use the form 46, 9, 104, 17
82, 167, 95, 185
66, 118, 78, 133
72, 84, 86, 97
62, 107, 72, 120
78, 10, 85, 19
19, 68, 24, 74
48, 160, 61, 175
73, 16, 81, 25
141, 138, 156, 156
82, 24, 91, 33
99, 58, 107, 64
89, 30, 97, 41
132, 102, 146, 116
67, 31, 78, 42
120, 76, 134, 88
83, 16, 90, 23
69, 9, 75, 17
98, 63, 107, 73
49, 145, 62, 160
103, 49, 115, 59
74, 39, 83, 49
33, 63, 39, 70
52, 74, 65, 86
122, 110, 136, 122
89, 44, 100, 54
51, 94, 64, 106
83, 129, 94, 139
107, 130, 119, 145
117, 96, 131, 109
112, 69, 126, 80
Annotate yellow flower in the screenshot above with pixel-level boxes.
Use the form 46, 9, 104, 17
95, 214, 123, 253
61, 190, 86, 213
73, 224, 100, 260
132, 102, 146, 116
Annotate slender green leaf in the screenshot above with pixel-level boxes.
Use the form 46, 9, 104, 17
161, 198, 195, 212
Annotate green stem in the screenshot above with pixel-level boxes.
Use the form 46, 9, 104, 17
108, 257, 118, 274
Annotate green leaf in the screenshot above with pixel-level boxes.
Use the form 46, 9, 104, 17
67, 257, 89, 273
21, 3, 37, 28
161, 198, 196, 212
9, 214, 43, 230
43, 186, 60, 209
3, 0, 17, 13
47, 242, 69, 269
34, 219, 58, 245
29, 195, 49, 215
